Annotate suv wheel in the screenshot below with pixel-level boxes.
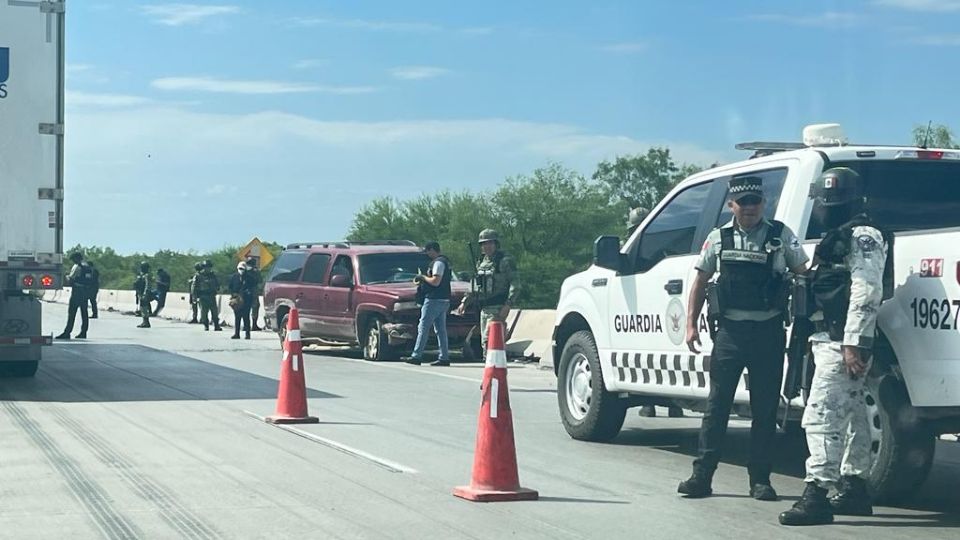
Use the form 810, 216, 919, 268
363, 317, 396, 361
557, 330, 626, 442
866, 375, 936, 503
277, 312, 289, 347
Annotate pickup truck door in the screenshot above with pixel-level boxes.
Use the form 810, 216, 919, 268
323, 255, 356, 339
605, 179, 720, 398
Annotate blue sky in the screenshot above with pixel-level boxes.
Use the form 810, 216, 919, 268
64, 0, 959, 253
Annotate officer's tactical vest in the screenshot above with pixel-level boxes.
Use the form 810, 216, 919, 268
716, 220, 789, 313
477, 251, 508, 307
424, 255, 452, 301
811, 214, 894, 340
195, 272, 218, 295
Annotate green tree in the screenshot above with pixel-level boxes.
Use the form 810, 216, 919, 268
592, 148, 703, 213
912, 123, 959, 149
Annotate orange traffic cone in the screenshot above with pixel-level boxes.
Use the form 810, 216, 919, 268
266, 308, 319, 424
453, 320, 538, 502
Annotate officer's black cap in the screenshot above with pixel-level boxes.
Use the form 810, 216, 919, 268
729, 176, 763, 201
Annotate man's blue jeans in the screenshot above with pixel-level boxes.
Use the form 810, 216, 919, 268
412, 298, 450, 360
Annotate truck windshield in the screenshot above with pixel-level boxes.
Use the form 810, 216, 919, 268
806, 159, 960, 239
358, 252, 431, 284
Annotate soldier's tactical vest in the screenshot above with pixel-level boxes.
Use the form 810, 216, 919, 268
195, 272, 218, 295
811, 214, 894, 340
477, 251, 508, 308
716, 220, 789, 313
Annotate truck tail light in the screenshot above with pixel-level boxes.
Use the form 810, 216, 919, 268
895, 150, 960, 160
41, 275, 55, 288
21, 275, 35, 287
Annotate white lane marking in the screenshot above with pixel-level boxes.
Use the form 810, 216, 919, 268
242, 411, 417, 474
490, 378, 499, 419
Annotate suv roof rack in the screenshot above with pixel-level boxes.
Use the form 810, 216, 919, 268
284, 240, 418, 250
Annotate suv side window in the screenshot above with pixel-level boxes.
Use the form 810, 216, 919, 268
329, 255, 354, 284
714, 167, 789, 228
634, 180, 714, 272
301, 254, 331, 284
268, 251, 308, 282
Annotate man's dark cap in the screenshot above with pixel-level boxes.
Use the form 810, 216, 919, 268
424, 241, 441, 252
729, 176, 764, 201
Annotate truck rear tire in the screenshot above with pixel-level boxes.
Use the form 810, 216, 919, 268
557, 330, 626, 442
0, 360, 39, 377
866, 375, 936, 503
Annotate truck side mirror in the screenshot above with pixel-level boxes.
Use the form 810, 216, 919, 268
593, 236, 624, 272
330, 274, 353, 288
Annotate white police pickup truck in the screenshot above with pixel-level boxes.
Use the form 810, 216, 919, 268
553, 124, 960, 502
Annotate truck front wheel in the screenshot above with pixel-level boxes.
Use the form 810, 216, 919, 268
557, 330, 626, 442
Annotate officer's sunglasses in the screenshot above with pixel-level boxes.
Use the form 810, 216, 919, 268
733, 194, 763, 206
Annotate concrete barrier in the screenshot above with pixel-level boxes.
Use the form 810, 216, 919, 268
503, 309, 556, 370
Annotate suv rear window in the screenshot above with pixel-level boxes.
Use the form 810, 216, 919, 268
807, 160, 960, 238
268, 251, 308, 282
358, 252, 430, 285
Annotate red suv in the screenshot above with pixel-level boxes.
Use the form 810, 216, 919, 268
263, 241, 481, 360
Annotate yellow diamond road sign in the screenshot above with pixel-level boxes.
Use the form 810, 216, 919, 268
237, 237, 274, 269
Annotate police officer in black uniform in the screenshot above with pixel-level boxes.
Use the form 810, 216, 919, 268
678, 176, 809, 501
56, 252, 93, 340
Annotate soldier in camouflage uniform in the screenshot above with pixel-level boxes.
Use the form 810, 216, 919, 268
780, 167, 891, 526
188, 262, 203, 324
192, 260, 222, 332
455, 229, 518, 352
134, 262, 153, 328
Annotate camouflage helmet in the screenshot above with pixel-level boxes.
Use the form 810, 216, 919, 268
811, 167, 863, 207
478, 229, 500, 244
69, 252, 83, 263
194, 261, 203, 271
626, 207, 649, 228
245, 256, 258, 268
202, 259, 213, 269
139, 261, 150, 273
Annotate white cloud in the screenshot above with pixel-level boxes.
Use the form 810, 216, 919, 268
389, 66, 450, 80
151, 76, 376, 95
67, 64, 94, 73
874, 0, 960, 11
292, 59, 327, 70
66, 91, 154, 107
293, 17, 441, 33
911, 34, 960, 45
599, 42, 648, 54
141, 4, 240, 26
747, 12, 861, 28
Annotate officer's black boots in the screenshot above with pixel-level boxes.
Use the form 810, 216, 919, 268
678, 471, 713, 498
75, 333, 87, 339
55, 332, 70, 340
779, 482, 834, 526
749, 482, 778, 501
830, 476, 873, 516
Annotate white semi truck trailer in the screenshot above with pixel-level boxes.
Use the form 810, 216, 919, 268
0, 1, 66, 376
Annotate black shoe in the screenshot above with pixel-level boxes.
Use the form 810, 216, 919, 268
189, 319, 199, 324
252, 326, 262, 331
678, 472, 713, 498
750, 483, 779, 501
90, 314, 98, 319
231, 335, 240, 340
639, 405, 657, 417
137, 323, 150, 328
668, 406, 685, 418
429, 359, 451, 367
74, 333, 87, 339
830, 476, 873, 516
779, 483, 834, 526
55, 332, 70, 340
214, 326, 223, 332
403, 356, 422, 365
244, 334, 251, 340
